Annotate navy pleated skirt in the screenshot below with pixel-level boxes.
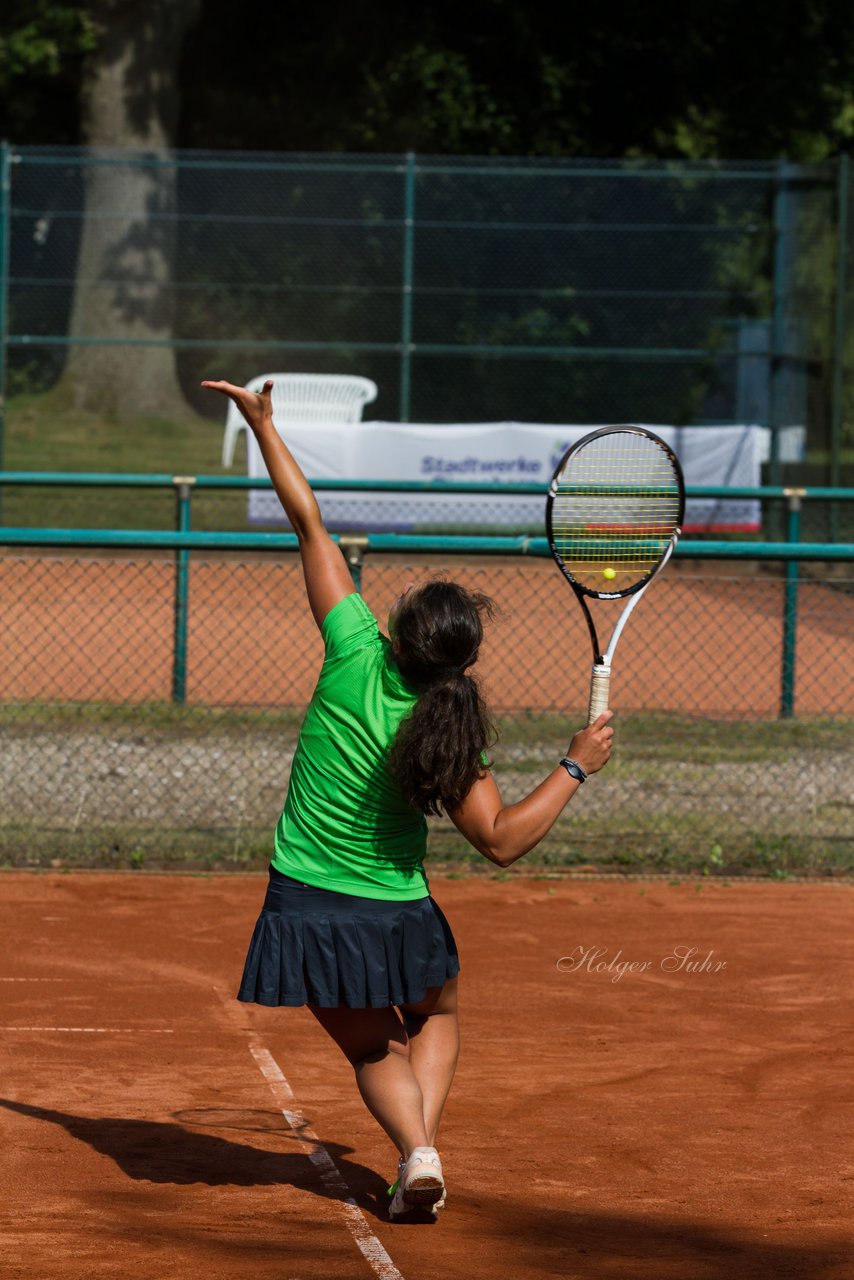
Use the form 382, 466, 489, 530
237, 865, 461, 1009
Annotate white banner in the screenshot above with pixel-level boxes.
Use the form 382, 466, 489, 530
247, 422, 762, 532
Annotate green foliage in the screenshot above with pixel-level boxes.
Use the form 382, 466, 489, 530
0, 2, 94, 142
0, 2, 93, 85
358, 44, 518, 152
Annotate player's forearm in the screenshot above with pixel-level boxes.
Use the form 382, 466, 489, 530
253, 419, 323, 538
488, 768, 581, 867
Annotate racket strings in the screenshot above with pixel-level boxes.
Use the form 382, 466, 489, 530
550, 433, 681, 592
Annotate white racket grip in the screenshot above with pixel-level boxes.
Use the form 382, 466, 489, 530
587, 662, 611, 725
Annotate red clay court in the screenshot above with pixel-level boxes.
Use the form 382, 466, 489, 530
1, 871, 852, 1280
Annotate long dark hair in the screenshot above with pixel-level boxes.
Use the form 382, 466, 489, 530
388, 578, 497, 815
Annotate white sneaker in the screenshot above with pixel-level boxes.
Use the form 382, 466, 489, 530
388, 1147, 445, 1220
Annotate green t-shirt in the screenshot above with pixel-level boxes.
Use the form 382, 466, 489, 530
272, 592, 430, 900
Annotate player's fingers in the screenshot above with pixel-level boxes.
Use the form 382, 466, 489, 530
201, 379, 242, 396
591, 710, 613, 727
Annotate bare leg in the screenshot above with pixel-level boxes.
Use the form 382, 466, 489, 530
400, 976, 460, 1147
308, 1004, 429, 1157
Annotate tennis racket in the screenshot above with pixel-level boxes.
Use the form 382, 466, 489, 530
546, 426, 685, 724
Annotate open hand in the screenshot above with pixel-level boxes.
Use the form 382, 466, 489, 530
567, 710, 614, 775
201, 378, 274, 433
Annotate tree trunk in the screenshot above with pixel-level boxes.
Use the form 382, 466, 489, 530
64, 0, 201, 420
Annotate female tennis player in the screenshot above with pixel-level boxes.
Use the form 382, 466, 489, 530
202, 378, 614, 1222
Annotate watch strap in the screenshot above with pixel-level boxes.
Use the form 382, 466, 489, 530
560, 756, 587, 783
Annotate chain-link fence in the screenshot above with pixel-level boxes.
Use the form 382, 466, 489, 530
2, 148, 853, 488
1, 550, 851, 876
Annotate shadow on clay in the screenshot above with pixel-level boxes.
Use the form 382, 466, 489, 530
0, 1097, 396, 1217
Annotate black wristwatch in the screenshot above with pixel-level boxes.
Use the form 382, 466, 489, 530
559, 757, 588, 784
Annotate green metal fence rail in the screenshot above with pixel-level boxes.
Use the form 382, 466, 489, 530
3, 470, 854, 497
3, 528, 853, 556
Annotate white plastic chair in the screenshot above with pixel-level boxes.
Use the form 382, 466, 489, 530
221, 373, 379, 467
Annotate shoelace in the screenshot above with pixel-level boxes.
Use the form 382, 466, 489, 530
387, 1156, 405, 1198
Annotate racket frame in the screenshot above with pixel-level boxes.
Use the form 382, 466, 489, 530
545, 425, 685, 720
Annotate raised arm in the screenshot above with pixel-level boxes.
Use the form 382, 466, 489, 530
447, 712, 614, 868
202, 379, 354, 628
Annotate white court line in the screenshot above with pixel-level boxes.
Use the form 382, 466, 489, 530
0, 1026, 175, 1033
0, 978, 69, 982
249, 1043, 405, 1280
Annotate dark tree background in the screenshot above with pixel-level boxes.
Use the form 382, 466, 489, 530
2, 0, 853, 425
177, 0, 854, 160
4, 0, 854, 159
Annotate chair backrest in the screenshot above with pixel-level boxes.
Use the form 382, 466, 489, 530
244, 373, 378, 423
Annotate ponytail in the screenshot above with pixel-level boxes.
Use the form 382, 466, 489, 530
388, 580, 496, 815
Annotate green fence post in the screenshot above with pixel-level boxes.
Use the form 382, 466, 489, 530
830, 153, 850, 541
399, 152, 416, 422
780, 488, 803, 718
0, 141, 12, 520
172, 477, 194, 704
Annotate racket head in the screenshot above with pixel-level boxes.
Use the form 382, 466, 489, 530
546, 425, 685, 599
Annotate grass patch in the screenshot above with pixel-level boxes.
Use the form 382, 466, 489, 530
426, 827, 854, 879
17, 703, 850, 764
0, 822, 275, 871
492, 711, 852, 765
5, 829, 850, 880
0, 700, 304, 738
6, 392, 226, 476
2, 821, 851, 878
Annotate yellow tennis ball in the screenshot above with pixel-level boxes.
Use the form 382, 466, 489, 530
603, 567, 616, 580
